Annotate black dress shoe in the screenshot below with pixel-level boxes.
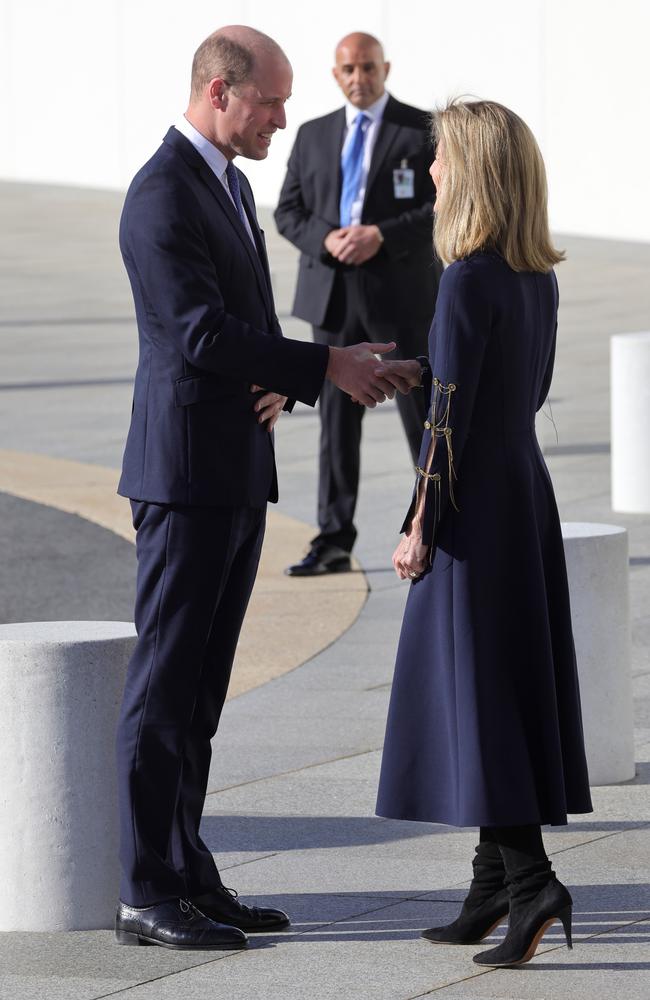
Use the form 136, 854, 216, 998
285, 543, 351, 577
115, 898, 248, 950
192, 884, 290, 933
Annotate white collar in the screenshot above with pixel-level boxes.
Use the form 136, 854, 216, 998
344, 90, 390, 128
174, 115, 229, 180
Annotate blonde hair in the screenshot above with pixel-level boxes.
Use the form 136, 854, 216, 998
432, 99, 564, 272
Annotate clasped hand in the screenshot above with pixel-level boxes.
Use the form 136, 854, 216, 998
324, 225, 383, 266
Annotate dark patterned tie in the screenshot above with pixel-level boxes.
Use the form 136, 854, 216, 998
225, 160, 251, 234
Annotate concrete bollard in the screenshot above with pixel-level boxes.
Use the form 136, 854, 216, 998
0, 621, 135, 931
611, 330, 650, 513
561, 523, 634, 786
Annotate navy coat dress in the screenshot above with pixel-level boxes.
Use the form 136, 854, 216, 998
376, 251, 593, 827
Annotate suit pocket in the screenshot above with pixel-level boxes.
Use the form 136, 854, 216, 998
174, 374, 240, 406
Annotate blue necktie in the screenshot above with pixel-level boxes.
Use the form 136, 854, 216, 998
339, 112, 369, 226
225, 161, 250, 233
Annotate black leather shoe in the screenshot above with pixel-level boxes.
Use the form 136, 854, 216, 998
192, 884, 290, 933
115, 898, 248, 950
285, 543, 351, 577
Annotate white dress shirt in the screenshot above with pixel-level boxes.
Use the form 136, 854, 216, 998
174, 115, 256, 246
340, 90, 390, 226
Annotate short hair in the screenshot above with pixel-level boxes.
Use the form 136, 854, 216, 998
190, 33, 254, 100
432, 99, 565, 273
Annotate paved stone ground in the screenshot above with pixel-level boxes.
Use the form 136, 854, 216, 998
0, 181, 649, 999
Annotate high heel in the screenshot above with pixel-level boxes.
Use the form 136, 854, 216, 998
422, 887, 509, 944
473, 879, 573, 967
558, 903, 573, 949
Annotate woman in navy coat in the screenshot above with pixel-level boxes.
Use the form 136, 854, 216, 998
375, 100, 593, 967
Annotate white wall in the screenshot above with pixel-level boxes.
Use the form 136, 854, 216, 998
1, 0, 648, 241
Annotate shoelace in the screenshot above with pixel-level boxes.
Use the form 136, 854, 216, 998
179, 898, 200, 920
221, 884, 259, 918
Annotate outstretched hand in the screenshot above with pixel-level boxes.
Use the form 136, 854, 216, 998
326, 342, 398, 407
374, 358, 423, 395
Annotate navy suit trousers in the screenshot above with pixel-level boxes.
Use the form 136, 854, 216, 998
116, 500, 265, 906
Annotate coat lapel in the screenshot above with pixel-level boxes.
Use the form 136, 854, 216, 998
239, 184, 274, 299
327, 109, 347, 224
364, 97, 402, 203
197, 163, 274, 320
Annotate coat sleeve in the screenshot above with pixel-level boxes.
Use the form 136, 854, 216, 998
401, 261, 492, 547
122, 170, 329, 406
536, 322, 557, 410
274, 127, 333, 259
536, 272, 559, 410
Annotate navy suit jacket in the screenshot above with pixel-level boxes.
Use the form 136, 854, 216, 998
118, 126, 329, 508
274, 95, 439, 331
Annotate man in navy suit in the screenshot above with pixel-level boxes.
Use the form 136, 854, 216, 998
114, 25, 411, 951
277, 33, 440, 576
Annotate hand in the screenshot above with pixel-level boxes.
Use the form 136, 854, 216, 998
392, 519, 429, 580
324, 228, 348, 256
327, 225, 383, 266
326, 341, 397, 407
374, 358, 423, 395
250, 385, 287, 432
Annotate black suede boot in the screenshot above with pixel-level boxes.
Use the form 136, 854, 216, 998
422, 837, 509, 945
473, 825, 573, 967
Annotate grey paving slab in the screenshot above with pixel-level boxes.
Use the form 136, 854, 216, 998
430, 920, 650, 1000
0, 929, 236, 1000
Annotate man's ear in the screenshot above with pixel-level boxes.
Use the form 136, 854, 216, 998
208, 77, 228, 110
384, 61, 391, 82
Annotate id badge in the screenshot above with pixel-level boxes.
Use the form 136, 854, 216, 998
393, 160, 415, 199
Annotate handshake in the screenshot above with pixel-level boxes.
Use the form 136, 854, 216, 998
326, 342, 423, 407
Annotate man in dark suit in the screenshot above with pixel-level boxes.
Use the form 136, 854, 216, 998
114, 25, 410, 952
276, 32, 440, 576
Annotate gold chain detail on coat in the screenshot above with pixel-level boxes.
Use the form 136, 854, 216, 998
421, 377, 460, 514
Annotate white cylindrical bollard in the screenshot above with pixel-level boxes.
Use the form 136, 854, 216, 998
0, 621, 136, 931
611, 330, 650, 513
561, 523, 634, 786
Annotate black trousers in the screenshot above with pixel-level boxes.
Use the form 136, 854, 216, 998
312, 269, 430, 552
116, 500, 265, 906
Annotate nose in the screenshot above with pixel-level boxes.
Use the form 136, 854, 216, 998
273, 103, 287, 130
